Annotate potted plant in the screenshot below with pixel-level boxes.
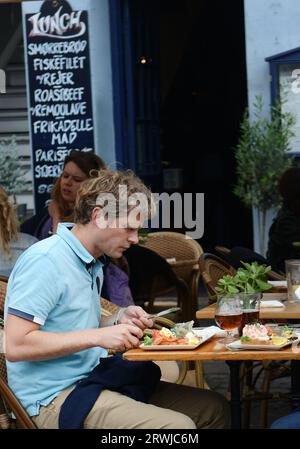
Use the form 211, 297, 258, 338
215, 261, 273, 325
233, 96, 296, 255
215, 261, 272, 295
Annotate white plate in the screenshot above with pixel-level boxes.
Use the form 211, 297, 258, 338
226, 338, 300, 351
140, 342, 201, 350
268, 280, 287, 287
260, 300, 285, 308
140, 326, 219, 351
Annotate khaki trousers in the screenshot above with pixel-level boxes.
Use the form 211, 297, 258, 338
32, 381, 230, 429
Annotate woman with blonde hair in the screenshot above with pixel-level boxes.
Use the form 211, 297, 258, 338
0, 187, 37, 276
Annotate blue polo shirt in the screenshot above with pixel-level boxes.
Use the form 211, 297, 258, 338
4, 223, 106, 417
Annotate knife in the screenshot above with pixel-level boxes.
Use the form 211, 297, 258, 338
148, 307, 181, 319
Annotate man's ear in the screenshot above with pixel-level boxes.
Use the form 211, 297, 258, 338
92, 207, 108, 230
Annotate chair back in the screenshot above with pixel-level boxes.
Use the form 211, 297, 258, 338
214, 246, 285, 281
143, 232, 202, 282
0, 278, 37, 429
100, 297, 120, 316
0, 355, 37, 429
0, 275, 9, 283
124, 244, 190, 320
0, 279, 8, 316
142, 232, 203, 318
199, 253, 236, 297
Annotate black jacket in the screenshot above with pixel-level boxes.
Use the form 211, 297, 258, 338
267, 206, 300, 273
59, 354, 161, 429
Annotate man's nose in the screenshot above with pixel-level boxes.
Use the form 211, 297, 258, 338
128, 231, 139, 244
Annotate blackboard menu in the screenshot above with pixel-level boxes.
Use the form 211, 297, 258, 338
24, 0, 95, 212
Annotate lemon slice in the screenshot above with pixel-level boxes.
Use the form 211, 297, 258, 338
271, 336, 288, 346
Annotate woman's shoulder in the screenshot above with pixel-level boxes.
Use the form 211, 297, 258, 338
18, 232, 39, 243
10, 233, 39, 251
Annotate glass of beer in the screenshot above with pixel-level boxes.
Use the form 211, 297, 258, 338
285, 260, 300, 303
239, 292, 262, 330
215, 294, 243, 343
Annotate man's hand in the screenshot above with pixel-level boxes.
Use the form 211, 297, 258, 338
97, 323, 143, 351
119, 305, 153, 330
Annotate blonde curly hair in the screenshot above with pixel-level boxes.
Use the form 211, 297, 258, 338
74, 169, 154, 224
0, 187, 18, 254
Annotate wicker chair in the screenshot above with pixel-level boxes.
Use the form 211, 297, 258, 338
0, 275, 9, 283
100, 297, 120, 316
0, 354, 37, 429
124, 244, 190, 321
142, 232, 203, 320
199, 252, 236, 299
214, 245, 285, 282
0, 279, 37, 429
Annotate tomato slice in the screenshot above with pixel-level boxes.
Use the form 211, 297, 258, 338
152, 330, 162, 339
152, 336, 164, 345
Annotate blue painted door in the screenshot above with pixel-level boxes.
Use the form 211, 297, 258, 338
109, 0, 161, 189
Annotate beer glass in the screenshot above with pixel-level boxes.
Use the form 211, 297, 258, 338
215, 294, 243, 343
285, 259, 300, 303
239, 292, 262, 328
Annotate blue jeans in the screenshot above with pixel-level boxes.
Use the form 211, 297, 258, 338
271, 409, 300, 429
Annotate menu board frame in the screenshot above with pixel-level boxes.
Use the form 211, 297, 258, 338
23, 0, 95, 212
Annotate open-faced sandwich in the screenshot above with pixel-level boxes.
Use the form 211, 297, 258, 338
240, 323, 297, 346
143, 326, 201, 347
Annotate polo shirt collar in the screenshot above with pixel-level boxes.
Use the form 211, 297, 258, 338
57, 222, 96, 265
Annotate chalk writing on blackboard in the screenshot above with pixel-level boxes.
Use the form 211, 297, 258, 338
24, 0, 94, 211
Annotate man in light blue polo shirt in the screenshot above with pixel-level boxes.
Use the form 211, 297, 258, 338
5, 223, 107, 416
4, 169, 229, 429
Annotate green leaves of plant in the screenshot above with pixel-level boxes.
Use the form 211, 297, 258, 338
233, 95, 296, 212
215, 261, 273, 294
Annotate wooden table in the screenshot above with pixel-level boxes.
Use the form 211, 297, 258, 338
196, 294, 300, 321
124, 337, 300, 428
194, 293, 300, 427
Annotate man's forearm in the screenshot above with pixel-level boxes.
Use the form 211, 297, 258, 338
6, 328, 101, 362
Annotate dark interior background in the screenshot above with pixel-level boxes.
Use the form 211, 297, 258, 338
158, 0, 252, 252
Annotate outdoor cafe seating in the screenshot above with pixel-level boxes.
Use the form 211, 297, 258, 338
1, 240, 299, 429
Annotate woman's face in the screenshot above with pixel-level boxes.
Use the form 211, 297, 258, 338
60, 161, 87, 203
